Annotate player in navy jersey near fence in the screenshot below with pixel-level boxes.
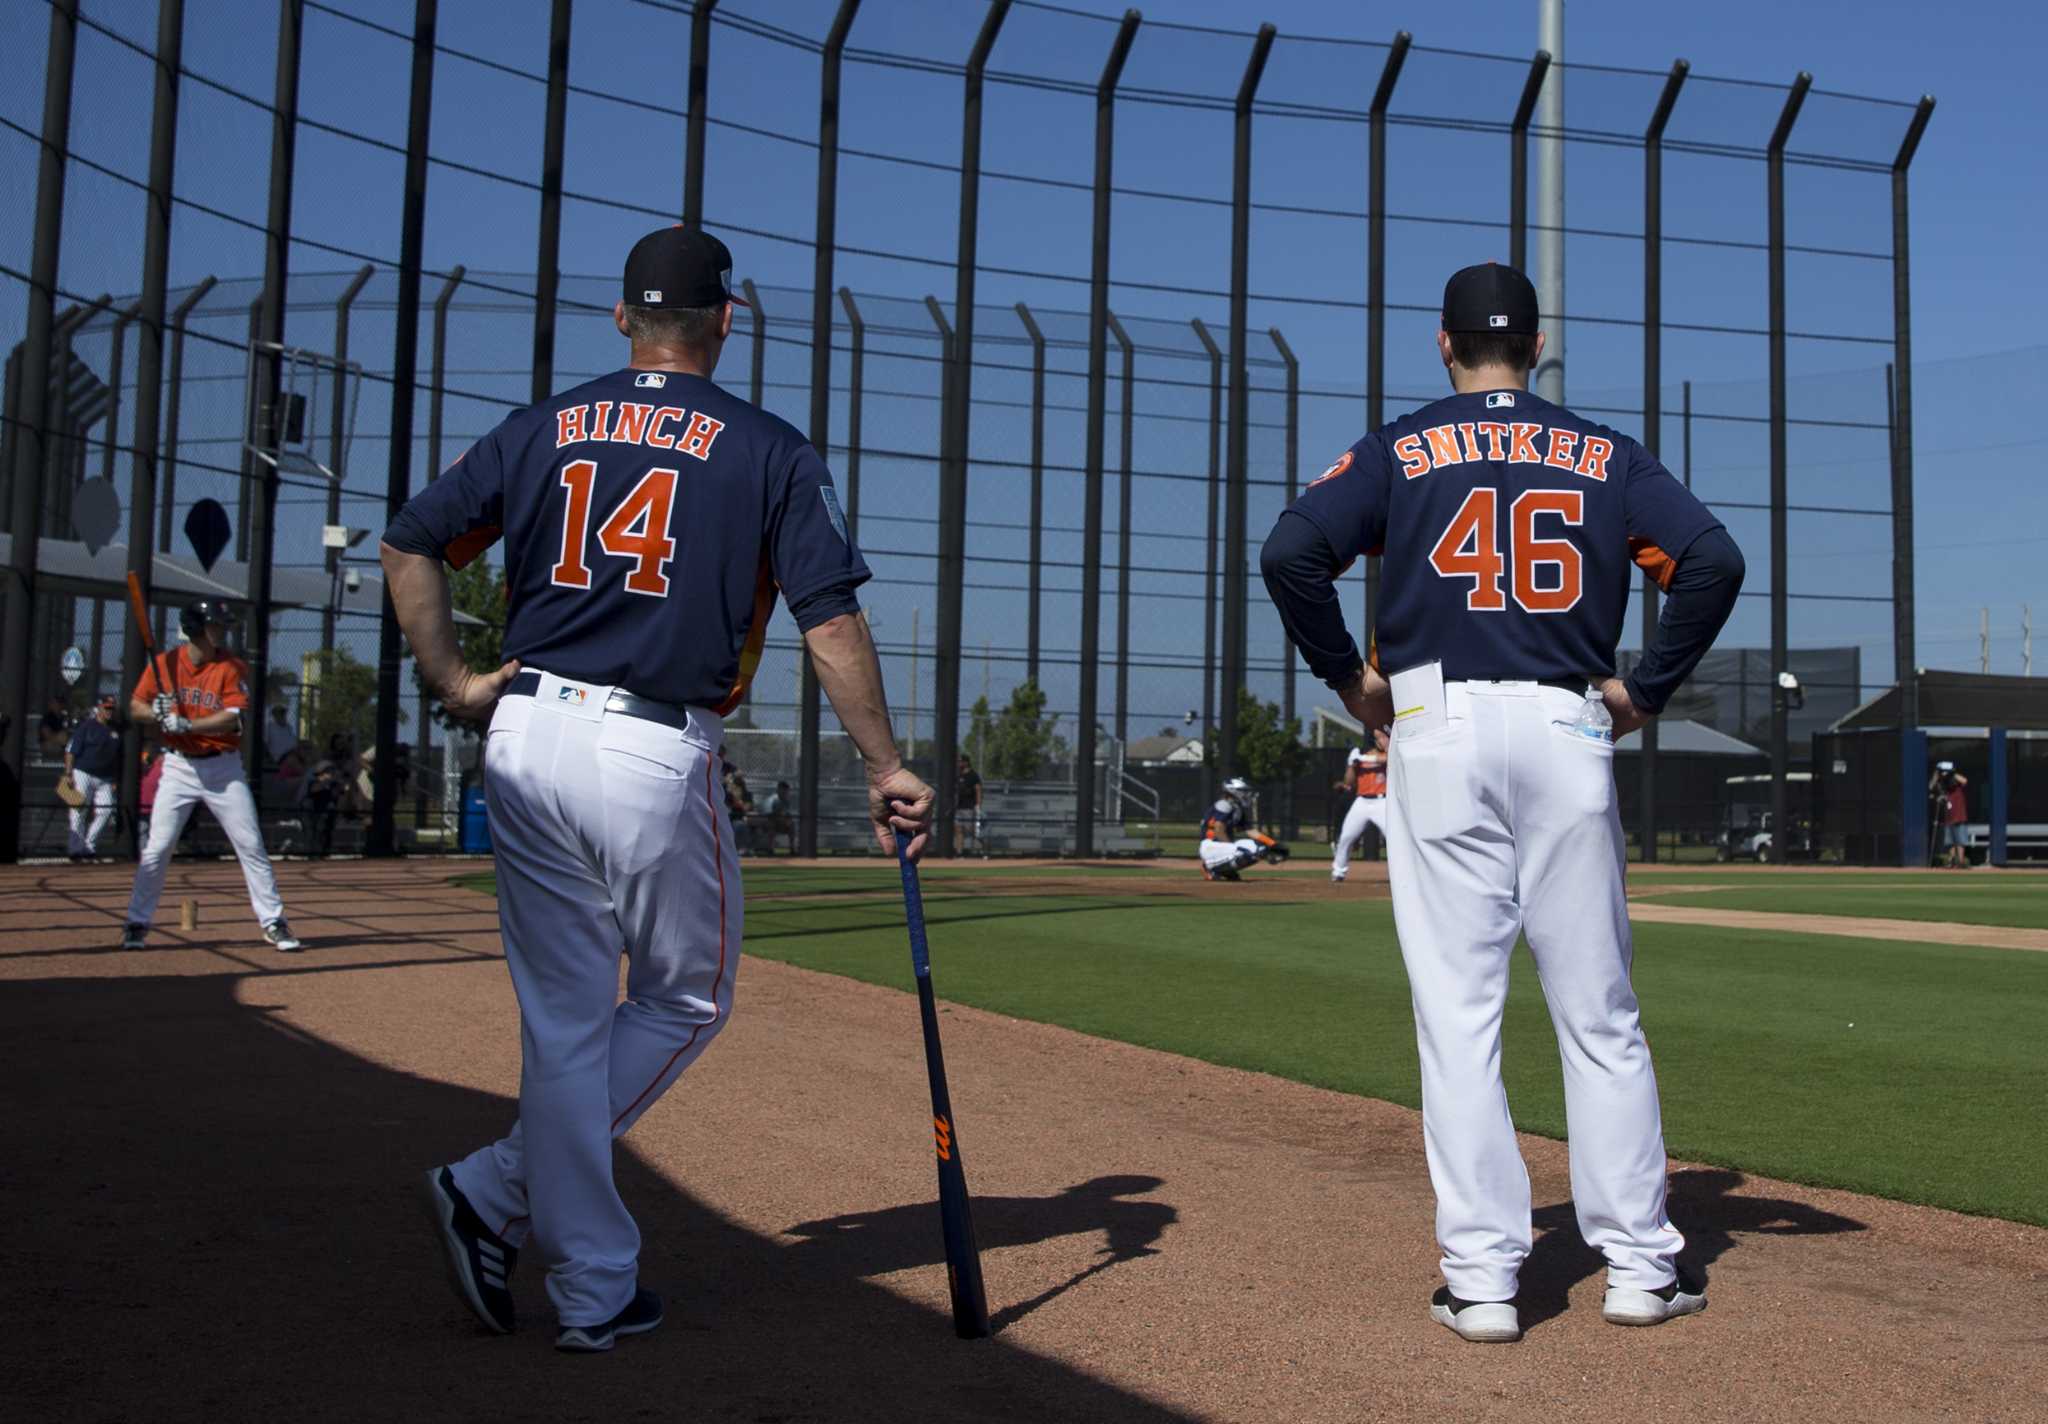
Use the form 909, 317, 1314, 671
383, 226, 933, 1354
1261, 263, 1745, 1344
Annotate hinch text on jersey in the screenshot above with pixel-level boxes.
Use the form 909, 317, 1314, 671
554, 400, 726, 460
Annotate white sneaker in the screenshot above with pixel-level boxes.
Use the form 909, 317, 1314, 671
1430, 1286, 1521, 1343
1603, 1267, 1706, 1327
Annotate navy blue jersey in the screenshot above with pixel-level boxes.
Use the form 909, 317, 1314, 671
1284, 388, 1719, 683
384, 368, 869, 711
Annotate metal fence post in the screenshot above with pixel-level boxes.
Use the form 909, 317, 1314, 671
158, 276, 215, 555
1508, 50, 1550, 278
1106, 310, 1132, 745
245, 0, 305, 787
531, 0, 571, 402
100, 303, 142, 487
2, 0, 79, 826
838, 286, 864, 538
1191, 316, 1220, 806
1077, 10, 1140, 857
121, 0, 186, 842
1270, 325, 1298, 733
1363, 31, 1409, 651
799, 0, 862, 859
934, 0, 1011, 855
235, 295, 259, 562
1890, 96, 1934, 771
324, 265, 372, 650
1015, 301, 1045, 685
744, 279, 766, 407
370, 0, 440, 857
683, 0, 716, 227
1638, 58, 1687, 864
1220, 22, 1274, 779
1765, 72, 1811, 863
427, 266, 465, 481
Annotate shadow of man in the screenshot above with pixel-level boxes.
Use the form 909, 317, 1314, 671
0, 969, 1203, 1424
1519, 1166, 1867, 1330
786, 1174, 1177, 1332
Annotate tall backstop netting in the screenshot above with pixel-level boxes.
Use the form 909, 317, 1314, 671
2, 0, 1939, 860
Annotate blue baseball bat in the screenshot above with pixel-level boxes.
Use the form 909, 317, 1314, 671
897, 843, 991, 1339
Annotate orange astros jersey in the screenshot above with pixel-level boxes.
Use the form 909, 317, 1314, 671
1353, 761, 1387, 798
133, 648, 250, 757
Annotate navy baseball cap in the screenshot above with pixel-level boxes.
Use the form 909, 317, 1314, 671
1442, 262, 1539, 335
623, 226, 747, 310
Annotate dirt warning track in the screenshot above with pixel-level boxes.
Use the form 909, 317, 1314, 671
3, 858, 2042, 1423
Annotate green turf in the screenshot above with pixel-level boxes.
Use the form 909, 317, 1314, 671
453, 865, 2048, 1225
1638, 880, 2047, 929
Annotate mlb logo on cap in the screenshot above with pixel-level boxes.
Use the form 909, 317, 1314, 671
643, 289, 662, 302
1489, 314, 1509, 328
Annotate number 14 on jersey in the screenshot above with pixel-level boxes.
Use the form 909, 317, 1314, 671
550, 459, 679, 597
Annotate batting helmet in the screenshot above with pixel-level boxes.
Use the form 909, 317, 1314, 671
180, 598, 240, 641
1222, 776, 1252, 801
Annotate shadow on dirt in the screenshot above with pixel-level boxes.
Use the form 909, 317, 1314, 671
0, 968, 1202, 1423
787, 1174, 1177, 1335
1520, 1167, 1867, 1330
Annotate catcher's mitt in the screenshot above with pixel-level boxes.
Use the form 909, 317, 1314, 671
55, 774, 85, 808
1263, 842, 1291, 863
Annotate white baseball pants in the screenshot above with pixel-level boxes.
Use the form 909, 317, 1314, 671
1387, 680, 1682, 1303
68, 769, 117, 854
1331, 795, 1386, 876
1199, 837, 1261, 872
450, 675, 738, 1329
126, 751, 285, 926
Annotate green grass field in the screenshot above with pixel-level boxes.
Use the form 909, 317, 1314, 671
456, 863, 2048, 1226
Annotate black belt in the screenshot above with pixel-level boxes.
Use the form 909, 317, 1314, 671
503, 670, 698, 733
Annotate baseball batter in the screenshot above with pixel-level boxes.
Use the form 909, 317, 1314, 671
1261, 263, 1744, 1342
1329, 732, 1388, 882
384, 226, 933, 1353
121, 600, 300, 952
1198, 776, 1288, 881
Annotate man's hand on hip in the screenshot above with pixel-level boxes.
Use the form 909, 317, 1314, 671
440, 659, 523, 722
1599, 677, 1654, 739
1338, 666, 1394, 735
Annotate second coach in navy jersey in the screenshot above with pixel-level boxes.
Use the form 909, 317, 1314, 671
386, 226, 933, 1354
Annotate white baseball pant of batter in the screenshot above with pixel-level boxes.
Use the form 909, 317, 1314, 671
68, 769, 117, 855
1330, 794, 1386, 878
126, 751, 285, 926
448, 672, 738, 1328
1386, 678, 1682, 1304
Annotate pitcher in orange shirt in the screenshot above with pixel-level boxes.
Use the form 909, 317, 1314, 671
120, 600, 300, 952
1330, 730, 1390, 883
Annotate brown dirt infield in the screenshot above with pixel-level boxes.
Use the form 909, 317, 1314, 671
4, 857, 2044, 1423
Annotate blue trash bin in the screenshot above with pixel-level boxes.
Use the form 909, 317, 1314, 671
460, 784, 492, 853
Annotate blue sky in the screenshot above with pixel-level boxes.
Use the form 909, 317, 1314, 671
3, 0, 2042, 737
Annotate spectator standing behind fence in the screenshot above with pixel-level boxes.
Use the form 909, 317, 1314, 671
723, 763, 756, 855
264, 703, 296, 769
758, 779, 796, 856
64, 695, 121, 860
955, 753, 985, 857
307, 734, 354, 856
1931, 761, 1970, 869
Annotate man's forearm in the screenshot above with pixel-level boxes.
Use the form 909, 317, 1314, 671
803, 611, 902, 774
379, 543, 466, 698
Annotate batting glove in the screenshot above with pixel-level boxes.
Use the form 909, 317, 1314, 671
151, 692, 177, 718
159, 713, 192, 736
